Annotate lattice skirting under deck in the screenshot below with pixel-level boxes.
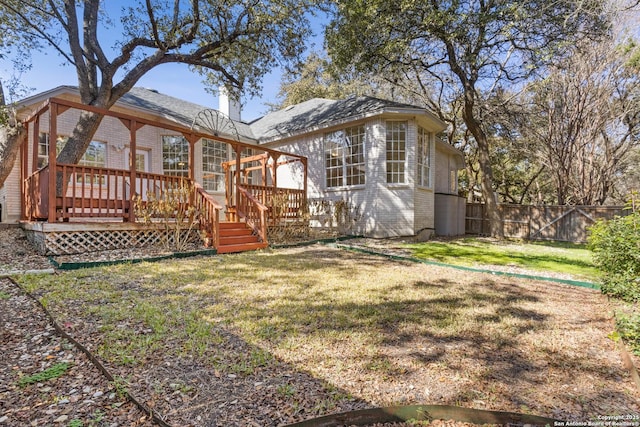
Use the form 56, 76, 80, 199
22, 222, 202, 256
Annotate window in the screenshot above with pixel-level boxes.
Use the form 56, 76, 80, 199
38, 133, 106, 168
124, 148, 149, 172
80, 140, 106, 168
162, 135, 189, 177
324, 125, 365, 188
416, 126, 431, 187
386, 121, 407, 184
202, 138, 227, 192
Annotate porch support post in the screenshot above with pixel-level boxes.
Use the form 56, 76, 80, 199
271, 154, 280, 190
184, 133, 198, 181
20, 122, 29, 220
31, 117, 39, 174
234, 144, 241, 214
261, 155, 267, 206
128, 119, 138, 223
302, 157, 308, 206
47, 102, 58, 222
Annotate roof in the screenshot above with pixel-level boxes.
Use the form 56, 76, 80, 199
250, 96, 447, 141
120, 87, 256, 141
17, 85, 256, 142
18, 87, 449, 146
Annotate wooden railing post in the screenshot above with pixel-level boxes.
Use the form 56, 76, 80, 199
20, 122, 29, 221
234, 145, 241, 214
47, 103, 58, 222
128, 120, 137, 222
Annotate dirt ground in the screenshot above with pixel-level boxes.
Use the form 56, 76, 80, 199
1, 226, 639, 427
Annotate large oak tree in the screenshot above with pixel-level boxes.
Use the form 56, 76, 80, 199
326, 0, 609, 237
0, 0, 317, 186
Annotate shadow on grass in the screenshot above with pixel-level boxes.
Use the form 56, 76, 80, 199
19, 245, 638, 422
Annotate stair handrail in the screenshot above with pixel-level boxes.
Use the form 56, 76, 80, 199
236, 185, 268, 244
193, 182, 223, 249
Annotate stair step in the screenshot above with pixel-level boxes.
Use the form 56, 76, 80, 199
217, 242, 268, 254
220, 221, 246, 229
219, 227, 254, 237
219, 234, 260, 245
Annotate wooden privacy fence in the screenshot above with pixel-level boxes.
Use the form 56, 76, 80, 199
466, 203, 628, 243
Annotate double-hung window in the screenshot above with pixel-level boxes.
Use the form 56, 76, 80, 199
386, 121, 407, 184
38, 133, 107, 168
324, 125, 365, 188
416, 126, 432, 188
202, 138, 227, 192
38, 133, 107, 184
162, 135, 189, 177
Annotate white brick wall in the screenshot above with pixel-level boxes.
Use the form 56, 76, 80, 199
267, 117, 439, 238
435, 143, 459, 195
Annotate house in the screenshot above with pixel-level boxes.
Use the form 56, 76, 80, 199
0, 86, 464, 254
250, 96, 465, 238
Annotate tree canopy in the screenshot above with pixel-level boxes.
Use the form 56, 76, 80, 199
0, 0, 318, 184
326, 0, 611, 236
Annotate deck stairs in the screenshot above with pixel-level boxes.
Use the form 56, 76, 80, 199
217, 221, 268, 254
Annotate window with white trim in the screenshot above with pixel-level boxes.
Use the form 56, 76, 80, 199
324, 125, 365, 188
38, 133, 106, 168
416, 126, 432, 187
386, 121, 407, 184
202, 138, 227, 192
162, 135, 189, 177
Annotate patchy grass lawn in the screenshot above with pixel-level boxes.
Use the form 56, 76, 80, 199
404, 238, 598, 281
18, 245, 639, 426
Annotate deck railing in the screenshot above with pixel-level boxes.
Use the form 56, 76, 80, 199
193, 182, 222, 248
242, 184, 306, 224
24, 164, 304, 250
237, 186, 268, 243
24, 165, 49, 220
25, 164, 193, 221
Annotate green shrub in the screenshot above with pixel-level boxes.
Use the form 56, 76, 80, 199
616, 313, 640, 356
588, 205, 640, 302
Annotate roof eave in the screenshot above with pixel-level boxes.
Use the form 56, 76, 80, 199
436, 138, 465, 168
259, 106, 446, 145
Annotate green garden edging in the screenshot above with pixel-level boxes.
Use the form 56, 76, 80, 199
48, 248, 218, 271
332, 243, 600, 290
270, 235, 362, 249
282, 404, 558, 426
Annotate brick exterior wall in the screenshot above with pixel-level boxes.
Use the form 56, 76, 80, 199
268, 117, 440, 238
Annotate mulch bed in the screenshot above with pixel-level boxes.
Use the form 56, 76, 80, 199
0, 277, 154, 426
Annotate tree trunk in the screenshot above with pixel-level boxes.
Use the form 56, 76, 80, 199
0, 125, 26, 188
55, 110, 105, 196
464, 112, 504, 238
56, 110, 105, 164
0, 81, 27, 188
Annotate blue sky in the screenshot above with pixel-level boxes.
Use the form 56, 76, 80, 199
0, 4, 328, 123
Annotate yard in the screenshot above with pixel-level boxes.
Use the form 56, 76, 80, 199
403, 238, 599, 282
7, 242, 640, 426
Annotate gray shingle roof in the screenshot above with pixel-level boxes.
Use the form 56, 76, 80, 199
120, 87, 256, 141
249, 96, 435, 141
20, 86, 443, 144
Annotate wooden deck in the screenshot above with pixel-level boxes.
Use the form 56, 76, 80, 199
20, 97, 308, 254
